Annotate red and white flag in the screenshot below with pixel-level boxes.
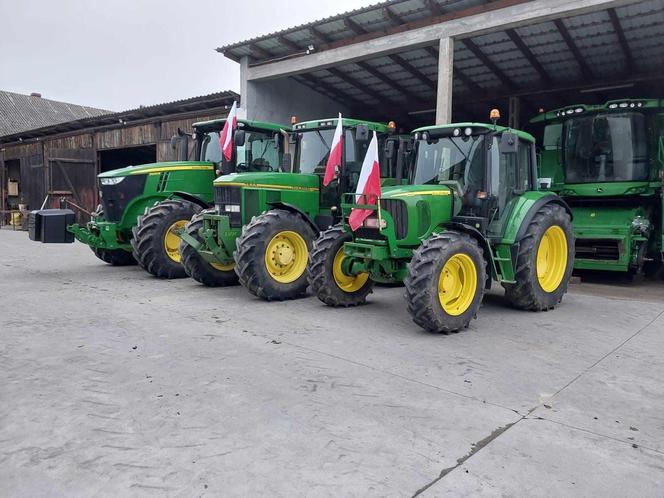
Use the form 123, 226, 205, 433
323, 113, 343, 186
349, 131, 381, 231
219, 101, 238, 162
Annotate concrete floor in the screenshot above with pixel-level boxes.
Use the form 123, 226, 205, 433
1, 229, 663, 497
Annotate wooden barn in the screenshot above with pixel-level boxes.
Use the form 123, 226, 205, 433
0, 90, 238, 225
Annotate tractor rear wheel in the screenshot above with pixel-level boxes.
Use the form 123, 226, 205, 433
180, 210, 238, 287
234, 209, 316, 300
132, 199, 202, 279
90, 247, 136, 266
503, 203, 574, 310
405, 232, 486, 333
309, 226, 374, 307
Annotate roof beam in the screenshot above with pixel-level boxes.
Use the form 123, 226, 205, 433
461, 38, 517, 90
249, 43, 274, 61
424, 0, 444, 16
505, 28, 553, 85
278, 36, 301, 53
388, 53, 436, 90
553, 19, 594, 80
382, 7, 403, 26
295, 74, 366, 109
246, 0, 638, 81
309, 26, 331, 45
607, 8, 635, 72
326, 67, 396, 105
343, 17, 367, 36
423, 45, 486, 96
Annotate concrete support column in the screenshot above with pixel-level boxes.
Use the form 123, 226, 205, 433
508, 96, 521, 129
239, 56, 252, 119
435, 37, 454, 125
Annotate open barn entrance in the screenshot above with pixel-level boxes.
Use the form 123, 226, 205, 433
98, 144, 157, 173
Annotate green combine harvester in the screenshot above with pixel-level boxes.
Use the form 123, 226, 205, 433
28, 118, 286, 279
179, 117, 403, 300
309, 114, 575, 333
531, 98, 663, 276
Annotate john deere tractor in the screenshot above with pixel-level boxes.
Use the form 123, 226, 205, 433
309, 118, 575, 333
179, 117, 403, 300
28, 118, 285, 279
531, 98, 663, 276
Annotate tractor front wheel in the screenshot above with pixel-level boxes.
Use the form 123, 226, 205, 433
503, 203, 574, 310
132, 199, 202, 279
90, 247, 136, 266
234, 209, 316, 300
309, 226, 374, 307
405, 232, 486, 333
180, 211, 238, 287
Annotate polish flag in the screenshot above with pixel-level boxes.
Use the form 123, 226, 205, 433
219, 101, 238, 162
349, 131, 381, 231
323, 113, 344, 186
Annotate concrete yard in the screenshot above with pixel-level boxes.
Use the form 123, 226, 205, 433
1, 229, 663, 497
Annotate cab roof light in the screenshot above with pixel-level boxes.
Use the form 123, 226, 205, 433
388, 120, 396, 130
290, 115, 298, 125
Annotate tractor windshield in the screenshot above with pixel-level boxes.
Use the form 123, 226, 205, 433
412, 135, 485, 192
294, 128, 360, 176
562, 113, 648, 183
200, 132, 222, 163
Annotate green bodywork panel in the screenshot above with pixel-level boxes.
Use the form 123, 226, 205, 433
531, 98, 663, 271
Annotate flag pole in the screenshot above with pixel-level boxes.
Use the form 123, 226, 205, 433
377, 196, 383, 232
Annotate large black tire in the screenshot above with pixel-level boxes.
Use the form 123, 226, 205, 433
503, 203, 574, 310
234, 209, 317, 301
404, 232, 487, 333
180, 211, 238, 287
309, 226, 374, 307
90, 247, 136, 266
131, 199, 202, 279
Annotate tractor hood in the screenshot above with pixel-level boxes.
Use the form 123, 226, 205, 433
213, 172, 319, 192
98, 161, 214, 178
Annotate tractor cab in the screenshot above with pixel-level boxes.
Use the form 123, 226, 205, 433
409, 119, 536, 240
292, 117, 400, 208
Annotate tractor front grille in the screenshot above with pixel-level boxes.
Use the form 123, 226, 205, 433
575, 238, 621, 261
354, 227, 386, 241
214, 185, 242, 227
99, 175, 147, 222
381, 199, 408, 239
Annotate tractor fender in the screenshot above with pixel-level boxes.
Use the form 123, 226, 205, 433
171, 191, 213, 210
513, 195, 573, 243
268, 202, 319, 234
444, 222, 494, 289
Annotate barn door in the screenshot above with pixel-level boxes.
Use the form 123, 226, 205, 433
20, 154, 46, 211
48, 148, 97, 222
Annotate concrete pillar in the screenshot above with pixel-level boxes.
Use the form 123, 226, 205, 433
508, 96, 521, 129
239, 56, 252, 120
435, 37, 454, 125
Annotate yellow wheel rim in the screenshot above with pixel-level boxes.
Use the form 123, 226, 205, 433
211, 261, 235, 272
537, 225, 568, 293
164, 220, 187, 263
264, 230, 308, 283
438, 253, 477, 316
333, 247, 369, 293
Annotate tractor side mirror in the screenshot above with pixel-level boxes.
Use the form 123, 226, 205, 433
355, 124, 369, 141
384, 139, 396, 160
234, 130, 246, 147
499, 131, 518, 154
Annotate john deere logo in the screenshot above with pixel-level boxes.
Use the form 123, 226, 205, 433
596, 187, 604, 193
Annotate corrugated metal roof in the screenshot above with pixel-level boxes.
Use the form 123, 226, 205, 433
217, 0, 505, 63
0, 91, 239, 144
0, 91, 111, 138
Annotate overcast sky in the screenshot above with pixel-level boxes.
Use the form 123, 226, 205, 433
0, 0, 375, 112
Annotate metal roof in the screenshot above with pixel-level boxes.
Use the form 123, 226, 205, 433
0, 91, 111, 138
217, 0, 507, 63
0, 91, 239, 144
271, 0, 664, 126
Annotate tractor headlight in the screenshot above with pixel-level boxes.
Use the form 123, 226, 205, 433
364, 217, 386, 229
224, 204, 241, 213
464, 127, 472, 136
100, 176, 126, 186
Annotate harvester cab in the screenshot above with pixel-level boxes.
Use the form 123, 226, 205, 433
179, 117, 402, 300
310, 114, 575, 334
531, 99, 664, 275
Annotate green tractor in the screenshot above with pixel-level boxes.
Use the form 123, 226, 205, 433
309, 118, 575, 333
531, 98, 664, 276
28, 118, 285, 279
179, 117, 403, 299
